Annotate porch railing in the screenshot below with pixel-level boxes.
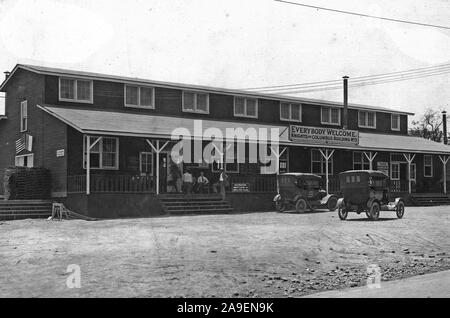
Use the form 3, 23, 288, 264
67, 175, 155, 194
391, 180, 412, 193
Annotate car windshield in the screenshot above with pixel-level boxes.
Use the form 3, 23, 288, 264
302, 179, 320, 188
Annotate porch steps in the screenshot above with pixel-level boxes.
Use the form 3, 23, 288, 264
0, 200, 53, 220
158, 194, 234, 215
410, 193, 450, 206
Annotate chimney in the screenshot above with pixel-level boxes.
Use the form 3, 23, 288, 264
343, 76, 349, 129
4, 71, 11, 80
443, 111, 448, 145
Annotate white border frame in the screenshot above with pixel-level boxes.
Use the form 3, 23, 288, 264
280, 102, 302, 122
182, 91, 210, 114
391, 114, 401, 131
59, 77, 93, 104
423, 154, 433, 177
139, 151, 154, 176
320, 106, 341, 126
15, 153, 34, 167
124, 85, 156, 109
410, 163, 416, 181
358, 110, 377, 129
390, 162, 400, 180
20, 100, 27, 132
233, 96, 258, 119
83, 136, 119, 170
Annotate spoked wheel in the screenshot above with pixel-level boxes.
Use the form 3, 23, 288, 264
396, 201, 405, 219
338, 206, 348, 220
327, 196, 338, 212
369, 202, 380, 221
295, 199, 307, 213
275, 200, 286, 213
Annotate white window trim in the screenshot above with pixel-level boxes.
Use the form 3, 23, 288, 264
424, 155, 433, 177
280, 102, 302, 122
59, 77, 94, 103
311, 149, 333, 175
139, 151, 154, 175
410, 163, 416, 181
391, 114, 401, 131
15, 153, 34, 167
124, 85, 155, 109
233, 97, 258, 119
320, 107, 341, 126
390, 162, 400, 180
83, 136, 119, 170
20, 100, 27, 132
358, 111, 377, 129
182, 91, 210, 114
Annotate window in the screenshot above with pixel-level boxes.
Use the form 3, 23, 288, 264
358, 111, 376, 128
125, 85, 155, 108
391, 162, 400, 180
424, 155, 433, 177
139, 152, 153, 175
59, 77, 93, 103
15, 154, 34, 167
391, 114, 400, 131
234, 97, 258, 118
280, 102, 302, 122
182, 91, 209, 113
353, 152, 370, 170
321, 107, 340, 125
211, 145, 239, 173
311, 149, 333, 175
20, 100, 27, 132
410, 163, 416, 181
83, 136, 119, 170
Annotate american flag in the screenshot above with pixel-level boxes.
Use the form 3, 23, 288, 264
15, 135, 26, 154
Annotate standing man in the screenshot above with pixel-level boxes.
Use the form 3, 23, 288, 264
197, 171, 209, 193
215, 168, 228, 200
182, 170, 193, 194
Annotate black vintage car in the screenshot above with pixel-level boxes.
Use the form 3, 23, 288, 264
273, 173, 338, 213
337, 170, 405, 221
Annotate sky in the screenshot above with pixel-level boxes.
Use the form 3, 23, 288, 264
0, 0, 449, 122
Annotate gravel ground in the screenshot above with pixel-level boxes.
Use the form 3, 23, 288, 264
0, 206, 449, 297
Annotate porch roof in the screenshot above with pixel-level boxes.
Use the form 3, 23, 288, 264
38, 105, 450, 155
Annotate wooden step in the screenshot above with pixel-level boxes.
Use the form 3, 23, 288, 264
168, 208, 233, 215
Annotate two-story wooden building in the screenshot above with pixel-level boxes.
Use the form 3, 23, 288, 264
1, 64, 449, 217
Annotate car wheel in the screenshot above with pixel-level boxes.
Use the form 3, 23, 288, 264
295, 199, 307, 213
365, 211, 371, 219
338, 206, 348, 220
327, 196, 338, 211
275, 200, 286, 213
396, 201, 405, 219
370, 202, 380, 221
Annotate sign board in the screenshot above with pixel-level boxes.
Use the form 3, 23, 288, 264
232, 183, 250, 192
377, 162, 389, 175
56, 149, 65, 157
289, 125, 359, 146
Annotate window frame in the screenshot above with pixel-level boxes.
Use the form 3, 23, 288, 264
124, 85, 156, 109
390, 162, 400, 180
280, 102, 302, 122
15, 153, 34, 167
410, 163, 416, 181
83, 136, 119, 170
233, 97, 258, 119
391, 114, 401, 131
59, 77, 93, 103
139, 151, 154, 175
20, 100, 28, 132
358, 111, 377, 129
353, 151, 370, 170
424, 155, 433, 177
311, 149, 333, 175
181, 91, 210, 114
320, 106, 341, 126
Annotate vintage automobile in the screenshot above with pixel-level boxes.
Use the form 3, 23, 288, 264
337, 170, 405, 221
273, 173, 338, 213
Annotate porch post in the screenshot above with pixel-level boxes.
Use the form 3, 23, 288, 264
86, 136, 90, 195
439, 155, 450, 194
364, 151, 378, 170
403, 153, 416, 194
270, 145, 287, 193
319, 149, 335, 194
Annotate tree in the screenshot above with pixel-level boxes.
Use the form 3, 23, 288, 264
409, 107, 445, 142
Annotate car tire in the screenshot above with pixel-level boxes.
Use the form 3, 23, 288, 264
338, 206, 348, 220
370, 202, 380, 221
295, 199, 307, 213
396, 201, 405, 219
275, 200, 286, 213
327, 196, 338, 211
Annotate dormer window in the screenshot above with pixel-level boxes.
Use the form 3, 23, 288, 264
321, 106, 340, 125
182, 91, 209, 114
280, 102, 302, 122
125, 85, 155, 108
391, 114, 400, 131
59, 77, 93, 103
358, 111, 376, 129
234, 97, 258, 118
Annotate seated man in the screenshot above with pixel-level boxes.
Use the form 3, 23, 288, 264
197, 171, 209, 193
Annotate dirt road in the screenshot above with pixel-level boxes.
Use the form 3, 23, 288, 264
0, 206, 449, 297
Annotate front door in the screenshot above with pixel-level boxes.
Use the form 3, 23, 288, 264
159, 153, 168, 193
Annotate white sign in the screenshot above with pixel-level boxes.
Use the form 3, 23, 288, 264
289, 125, 359, 146
56, 149, 65, 157
377, 161, 389, 175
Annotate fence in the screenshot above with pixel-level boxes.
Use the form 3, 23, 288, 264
67, 175, 155, 194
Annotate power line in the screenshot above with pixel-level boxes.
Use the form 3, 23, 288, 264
273, 0, 450, 30
245, 63, 450, 92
